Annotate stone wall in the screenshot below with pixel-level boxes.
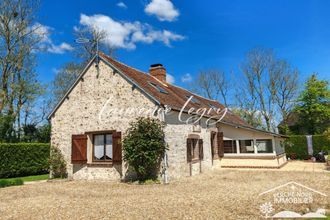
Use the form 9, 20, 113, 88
164, 111, 219, 179
50, 60, 157, 180
50, 58, 286, 181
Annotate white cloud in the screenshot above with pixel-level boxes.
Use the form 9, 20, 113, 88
79, 14, 184, 50
47, 43, 74, 54
145, 0, 179, 22
32, 23, 73, 54
181, 73, 192, 83
167, 73, 175, 83
117, 2, 127, 9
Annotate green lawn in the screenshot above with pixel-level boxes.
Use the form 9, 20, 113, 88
0, 174, 50, 188
1, 174, 49, 182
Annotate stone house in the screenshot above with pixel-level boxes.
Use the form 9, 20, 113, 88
48, 52, 287, 181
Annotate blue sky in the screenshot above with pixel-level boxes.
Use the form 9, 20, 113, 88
37, 0, 330, 89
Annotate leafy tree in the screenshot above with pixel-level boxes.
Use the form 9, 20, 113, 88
294, 74, 330, 134
123, 117, 167, 181
0, 115, 16, 142
36, 123, 51, 143
21, 123, 51, 143
0, 0, 44, 141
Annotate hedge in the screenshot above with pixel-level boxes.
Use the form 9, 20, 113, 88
312, 135, 330, 153
285, 135, 330, 160
0, 143, 50, 178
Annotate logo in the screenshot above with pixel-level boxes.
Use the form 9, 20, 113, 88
258, 181, 327, 218
98, 95, 227, 126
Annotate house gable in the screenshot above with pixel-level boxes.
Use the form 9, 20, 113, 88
47, 55, 160, 120
50, 59, 158, 155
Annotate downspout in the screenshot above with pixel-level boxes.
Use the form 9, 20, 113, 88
159, 106, 169, 184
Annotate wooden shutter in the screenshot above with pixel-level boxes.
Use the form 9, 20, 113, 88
217, 132, 224, 157
72, 134, 87, 164
112, 132, 122, 163
211, 132, 219, 159
198, 139, 204, 160
187, 138, 192, 162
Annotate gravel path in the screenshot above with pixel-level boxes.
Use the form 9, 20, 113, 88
0, 169, 329, 219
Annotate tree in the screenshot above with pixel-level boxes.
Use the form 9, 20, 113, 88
271, 60, 299, 134
236, 48, 299, 132
193, 69, 229, 106
123, 117, 167, 181
51, 62, 81, 105
74, 27, 116, 64
0, 0, 43, 142
239, 48, 275, 131
50, 27, 116, 107
294, 74, 330, 134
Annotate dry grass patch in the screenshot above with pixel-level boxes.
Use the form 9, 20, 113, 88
0, 169, 329, 219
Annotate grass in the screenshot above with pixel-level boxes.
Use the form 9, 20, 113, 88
0, 174, 49, 188
0, 174, 49, 182
0, 178, 23, 188
19, 174, 49, 182
0, 169, 328, 219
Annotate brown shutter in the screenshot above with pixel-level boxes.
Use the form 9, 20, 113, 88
72, 134, 87, 164
112, 132, 122, 163
211, 132, 219, 159
198, 139, 204, 160
217, 132, 224, 157
186, 138, 192, 162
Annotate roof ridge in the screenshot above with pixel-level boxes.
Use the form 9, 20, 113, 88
100, 52, 221, 104
99, 52, 149, 76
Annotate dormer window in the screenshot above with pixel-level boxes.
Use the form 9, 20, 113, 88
186, 96, 200, 105
148, 82, 168, 94
208, 103, 218, 109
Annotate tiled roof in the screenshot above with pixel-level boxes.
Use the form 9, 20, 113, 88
99, 52, 253, 129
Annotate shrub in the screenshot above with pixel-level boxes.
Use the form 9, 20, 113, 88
48, 146, 67, 178
0, 143, 50, 178
0, 178, 24, 188
312, 135, 330, 153
123, 117, 167, 181
284, 136, 308, 160
285, 134, 330, 160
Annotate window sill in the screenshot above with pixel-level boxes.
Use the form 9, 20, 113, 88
87, 162, 113, 167
191, 159, 202, 163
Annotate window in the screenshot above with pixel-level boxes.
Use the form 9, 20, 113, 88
208, 103, 218, 109
93, 134, 113, 161
186, 95, 200, 105
239, 140, 254, 153
256, 139, 273, 153
187, 138, 203, 162
148, 82, 168, 94
224, 140, 237, 153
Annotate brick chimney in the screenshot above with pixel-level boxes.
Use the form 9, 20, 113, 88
149, 64, 166, 83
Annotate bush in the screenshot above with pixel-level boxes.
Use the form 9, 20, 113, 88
0, 143, 50, 178
0, 178, 24, 188
123, 117, 167, 181
284, 136, 308, 160
49, 146, 67, 178
312, 135, 330, 153
285, 134, 330, 160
